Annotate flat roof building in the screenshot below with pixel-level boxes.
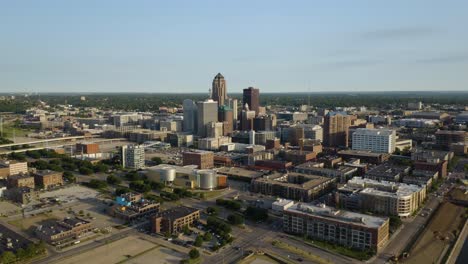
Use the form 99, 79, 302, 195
352, 128, 396, 154
251, 172, 336, 202
150, 206, 200, 234
283, 203, 389, 251
33, 170, 63, 189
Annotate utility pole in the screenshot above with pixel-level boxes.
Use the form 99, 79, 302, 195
0, 117, 3, 137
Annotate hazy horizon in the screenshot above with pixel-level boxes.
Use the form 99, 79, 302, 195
1, 1, 467, 93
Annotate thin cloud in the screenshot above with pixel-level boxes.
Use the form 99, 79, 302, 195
414, 54, 468, 64
361, 27, 436, 40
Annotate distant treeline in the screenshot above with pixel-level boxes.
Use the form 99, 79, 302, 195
1, 91, 468, 112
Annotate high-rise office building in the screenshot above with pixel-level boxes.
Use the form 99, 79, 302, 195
243, 87, 260, 115
197, 99, 218, 137
240, 105, 256, 131
121, 145, 145, 169
212, 73, 227, 106
352, 128, 396, 153
323, 112, 351, 147
183, 99, 197, 133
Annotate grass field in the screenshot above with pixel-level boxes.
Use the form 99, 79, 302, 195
403, 202, 466, 263
59, 235, 158, 264
240, 254, 279, 264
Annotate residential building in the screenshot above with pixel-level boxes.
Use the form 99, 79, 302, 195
121, 145, 145, 170
435, 130, 467, 150
352, 128, 396, 153
0, 160, 28, 179
323, 112, 351, 147
283, 203, 389, 251
338, 177, 426, 217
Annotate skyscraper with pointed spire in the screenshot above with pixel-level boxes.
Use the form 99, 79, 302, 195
212, 73, 227, 106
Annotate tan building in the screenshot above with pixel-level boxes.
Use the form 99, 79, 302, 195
0, 160, 28, 179
150, 206, 200, 234
76, 143, 100, 154
7, 174, 35, 189
339, 177, 426, 217
284, 203, 389, 252
323, 112, 352, 147
183, 151, 214, 169
33, 170, 64, 189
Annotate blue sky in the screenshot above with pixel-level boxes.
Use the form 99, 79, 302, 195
0, 0, 467, 93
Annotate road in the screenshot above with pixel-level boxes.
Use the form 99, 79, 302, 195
373, 181, 450, 263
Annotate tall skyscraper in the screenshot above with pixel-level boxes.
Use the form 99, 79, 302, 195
243, 87, 260, 115
183, 99, 198, 133
197, 99, 218, 137
323, 112, 351, 147
212, 73, 227, 106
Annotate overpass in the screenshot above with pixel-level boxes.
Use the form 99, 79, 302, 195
0, 135, 99, 148
0, 137, 127, 155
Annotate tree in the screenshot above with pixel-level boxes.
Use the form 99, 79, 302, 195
206, 206, 219, 216
86, 179, 107, 189
203, 232, 212, 241
115, 187, 131, 196
244, 206, 268, 222
183, 225, 191, 235
189, 249, 200, 259
1, 251, 16, 264
151, 157, 163, 165
79, 167, 94, 175
194, 235, 203, 247
106, 175, 122, 185
227, 214, 244, 226
63, 171, 76, 183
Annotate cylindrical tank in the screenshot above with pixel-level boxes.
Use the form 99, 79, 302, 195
197, 170, 217, 190
159, 167, 176, 182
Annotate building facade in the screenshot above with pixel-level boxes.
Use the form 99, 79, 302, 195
121, 145, 145, 170
283, 203, 389, 251
352, 128, 396, 153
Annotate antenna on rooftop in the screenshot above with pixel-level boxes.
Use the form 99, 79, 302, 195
208, 88, 212, 99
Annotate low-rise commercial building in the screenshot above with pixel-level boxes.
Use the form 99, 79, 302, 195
150, 206, 200, 234
36, 217, 93, 246
111, 193, 160, 221
283, 203, 389, 251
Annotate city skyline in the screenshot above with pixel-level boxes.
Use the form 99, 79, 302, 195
1, 1, 467, 93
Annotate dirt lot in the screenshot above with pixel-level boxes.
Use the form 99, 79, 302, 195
8, 212, 59, 235
241, 255, 279, 264
403, 202, 466, 263
59, 235, 158, 264
0, 201, 21, 216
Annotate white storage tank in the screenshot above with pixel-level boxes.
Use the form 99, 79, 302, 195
159, 167, 176, 182
197, 170, 217, 190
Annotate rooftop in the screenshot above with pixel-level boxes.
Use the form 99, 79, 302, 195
256, 172, 334, 189
286, 203, 388, 229
216, 167, 265, 178
156, 206, 199, 219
